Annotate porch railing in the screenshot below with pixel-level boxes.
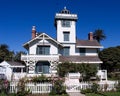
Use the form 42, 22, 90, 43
21, 54, 59, 61
9, 81, 52, 94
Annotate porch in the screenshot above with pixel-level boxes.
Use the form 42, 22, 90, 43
21, 54, 59, 62
21, 54, 59, 76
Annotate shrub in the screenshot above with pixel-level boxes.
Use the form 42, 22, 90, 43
49, 78, 67, 95
116, 80, 120, 92
0, 79, 10, 95
81, 88, 92, 94
31, 74, 51, 83
91, 83, 99, 93
17, 78, 31, 96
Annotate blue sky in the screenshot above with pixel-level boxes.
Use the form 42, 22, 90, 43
0, 0, 120, 52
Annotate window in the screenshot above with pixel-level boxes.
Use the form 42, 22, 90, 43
36, 46, 50, 55
63, 47, 70, 56
35, 61, 50, 74
13, 68, 21, 72
63, 32, 70, 41
62, 20, 70, 27
80, 48, 86, 53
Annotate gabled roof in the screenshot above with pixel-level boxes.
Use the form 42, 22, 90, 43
0, 61, 25, 68
23, 33, 63, 49
6, 61, 25, 67
76, 40, 103, 48
59, 56, 102, 63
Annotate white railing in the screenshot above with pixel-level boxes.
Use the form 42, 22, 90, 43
9, 81, 118, 93
9, 82, 52, 94
55, 13, 78, 19
21, 54, 59, 61
65, 81, 118, 92
12, 73, 27, 81
65, 82, 92, 92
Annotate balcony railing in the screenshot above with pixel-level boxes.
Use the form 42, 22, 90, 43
21, 54, 59, 61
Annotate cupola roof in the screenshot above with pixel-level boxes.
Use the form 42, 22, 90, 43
60, 7, 70, 14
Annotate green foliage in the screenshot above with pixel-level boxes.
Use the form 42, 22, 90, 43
57, 62, 97, 81
86, 92, 120, 96
81, 83, 99, 94
17, 78, 31, 96
0, 91, 7, 96
93, 29, 106, 43
0, 43, 26, 63
0, 44, 12, 62
31, 74, 51, 83
99, 46, 120, 73
0, 79, 10, 95
14, 51, 26, 63
49, 79, 67, 95
81, 88, 92, 94
91, 83, 99, 93
116, 81, 120, 92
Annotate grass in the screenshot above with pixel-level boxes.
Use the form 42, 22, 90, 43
9, 93, 68, 96
86, 92, 120, 96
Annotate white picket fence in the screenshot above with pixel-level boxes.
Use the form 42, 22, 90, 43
65, 81, 118, 92
65, 82, 92, 92
9, 82, 52, 94
9, 81, 118, 94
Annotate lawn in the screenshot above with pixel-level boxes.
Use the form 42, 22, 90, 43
86, 92, 120, 96
2, 93, 68, 96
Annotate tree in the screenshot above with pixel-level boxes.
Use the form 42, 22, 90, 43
93, 29, 106, 43
57, 63, 97, 81
99, 46, 120, 72
0, 44, 10, 62
14, 51, 26, 63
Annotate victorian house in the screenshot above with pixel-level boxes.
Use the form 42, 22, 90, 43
21, 7, 103, 77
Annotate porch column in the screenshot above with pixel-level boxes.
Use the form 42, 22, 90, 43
21, 68, 23, 73
49, 60, 59, 76
25, 60, 37, 74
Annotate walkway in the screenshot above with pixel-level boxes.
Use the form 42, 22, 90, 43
68, 92, 85, 96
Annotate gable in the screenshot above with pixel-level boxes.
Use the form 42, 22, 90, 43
0, 61, 11, 67
23, 33, 63, 50
0, 61, 25, 68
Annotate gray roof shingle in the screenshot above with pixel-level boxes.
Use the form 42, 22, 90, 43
59, 56, 102, 63
76, 40, 102, 47
6, 61, 25, 67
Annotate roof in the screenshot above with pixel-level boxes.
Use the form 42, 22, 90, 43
76, 40, 103, 48
0, 61, 25, 68
6, 61, 25, 67
60, 7, 70, 14
23, 33, 63, 49
59, 56, 102, 63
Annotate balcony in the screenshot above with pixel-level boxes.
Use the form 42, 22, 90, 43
21, 54, 60, 61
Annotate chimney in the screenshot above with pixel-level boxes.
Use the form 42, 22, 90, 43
32, 26, 36, 39
88, 32, 93, 41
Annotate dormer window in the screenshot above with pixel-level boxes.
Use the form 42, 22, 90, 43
62, 20, 71, 27
36, 45, 50, 55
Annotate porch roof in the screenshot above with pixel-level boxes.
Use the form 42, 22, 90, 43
6, 61, 25, 68
59, 56, 102, 63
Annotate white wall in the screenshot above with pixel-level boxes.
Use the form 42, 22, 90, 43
0, 61, 12, 81
56, 20, 76, 43
29, 39, 59, 55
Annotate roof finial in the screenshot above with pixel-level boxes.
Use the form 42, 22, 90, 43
64, 6, 66, 10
